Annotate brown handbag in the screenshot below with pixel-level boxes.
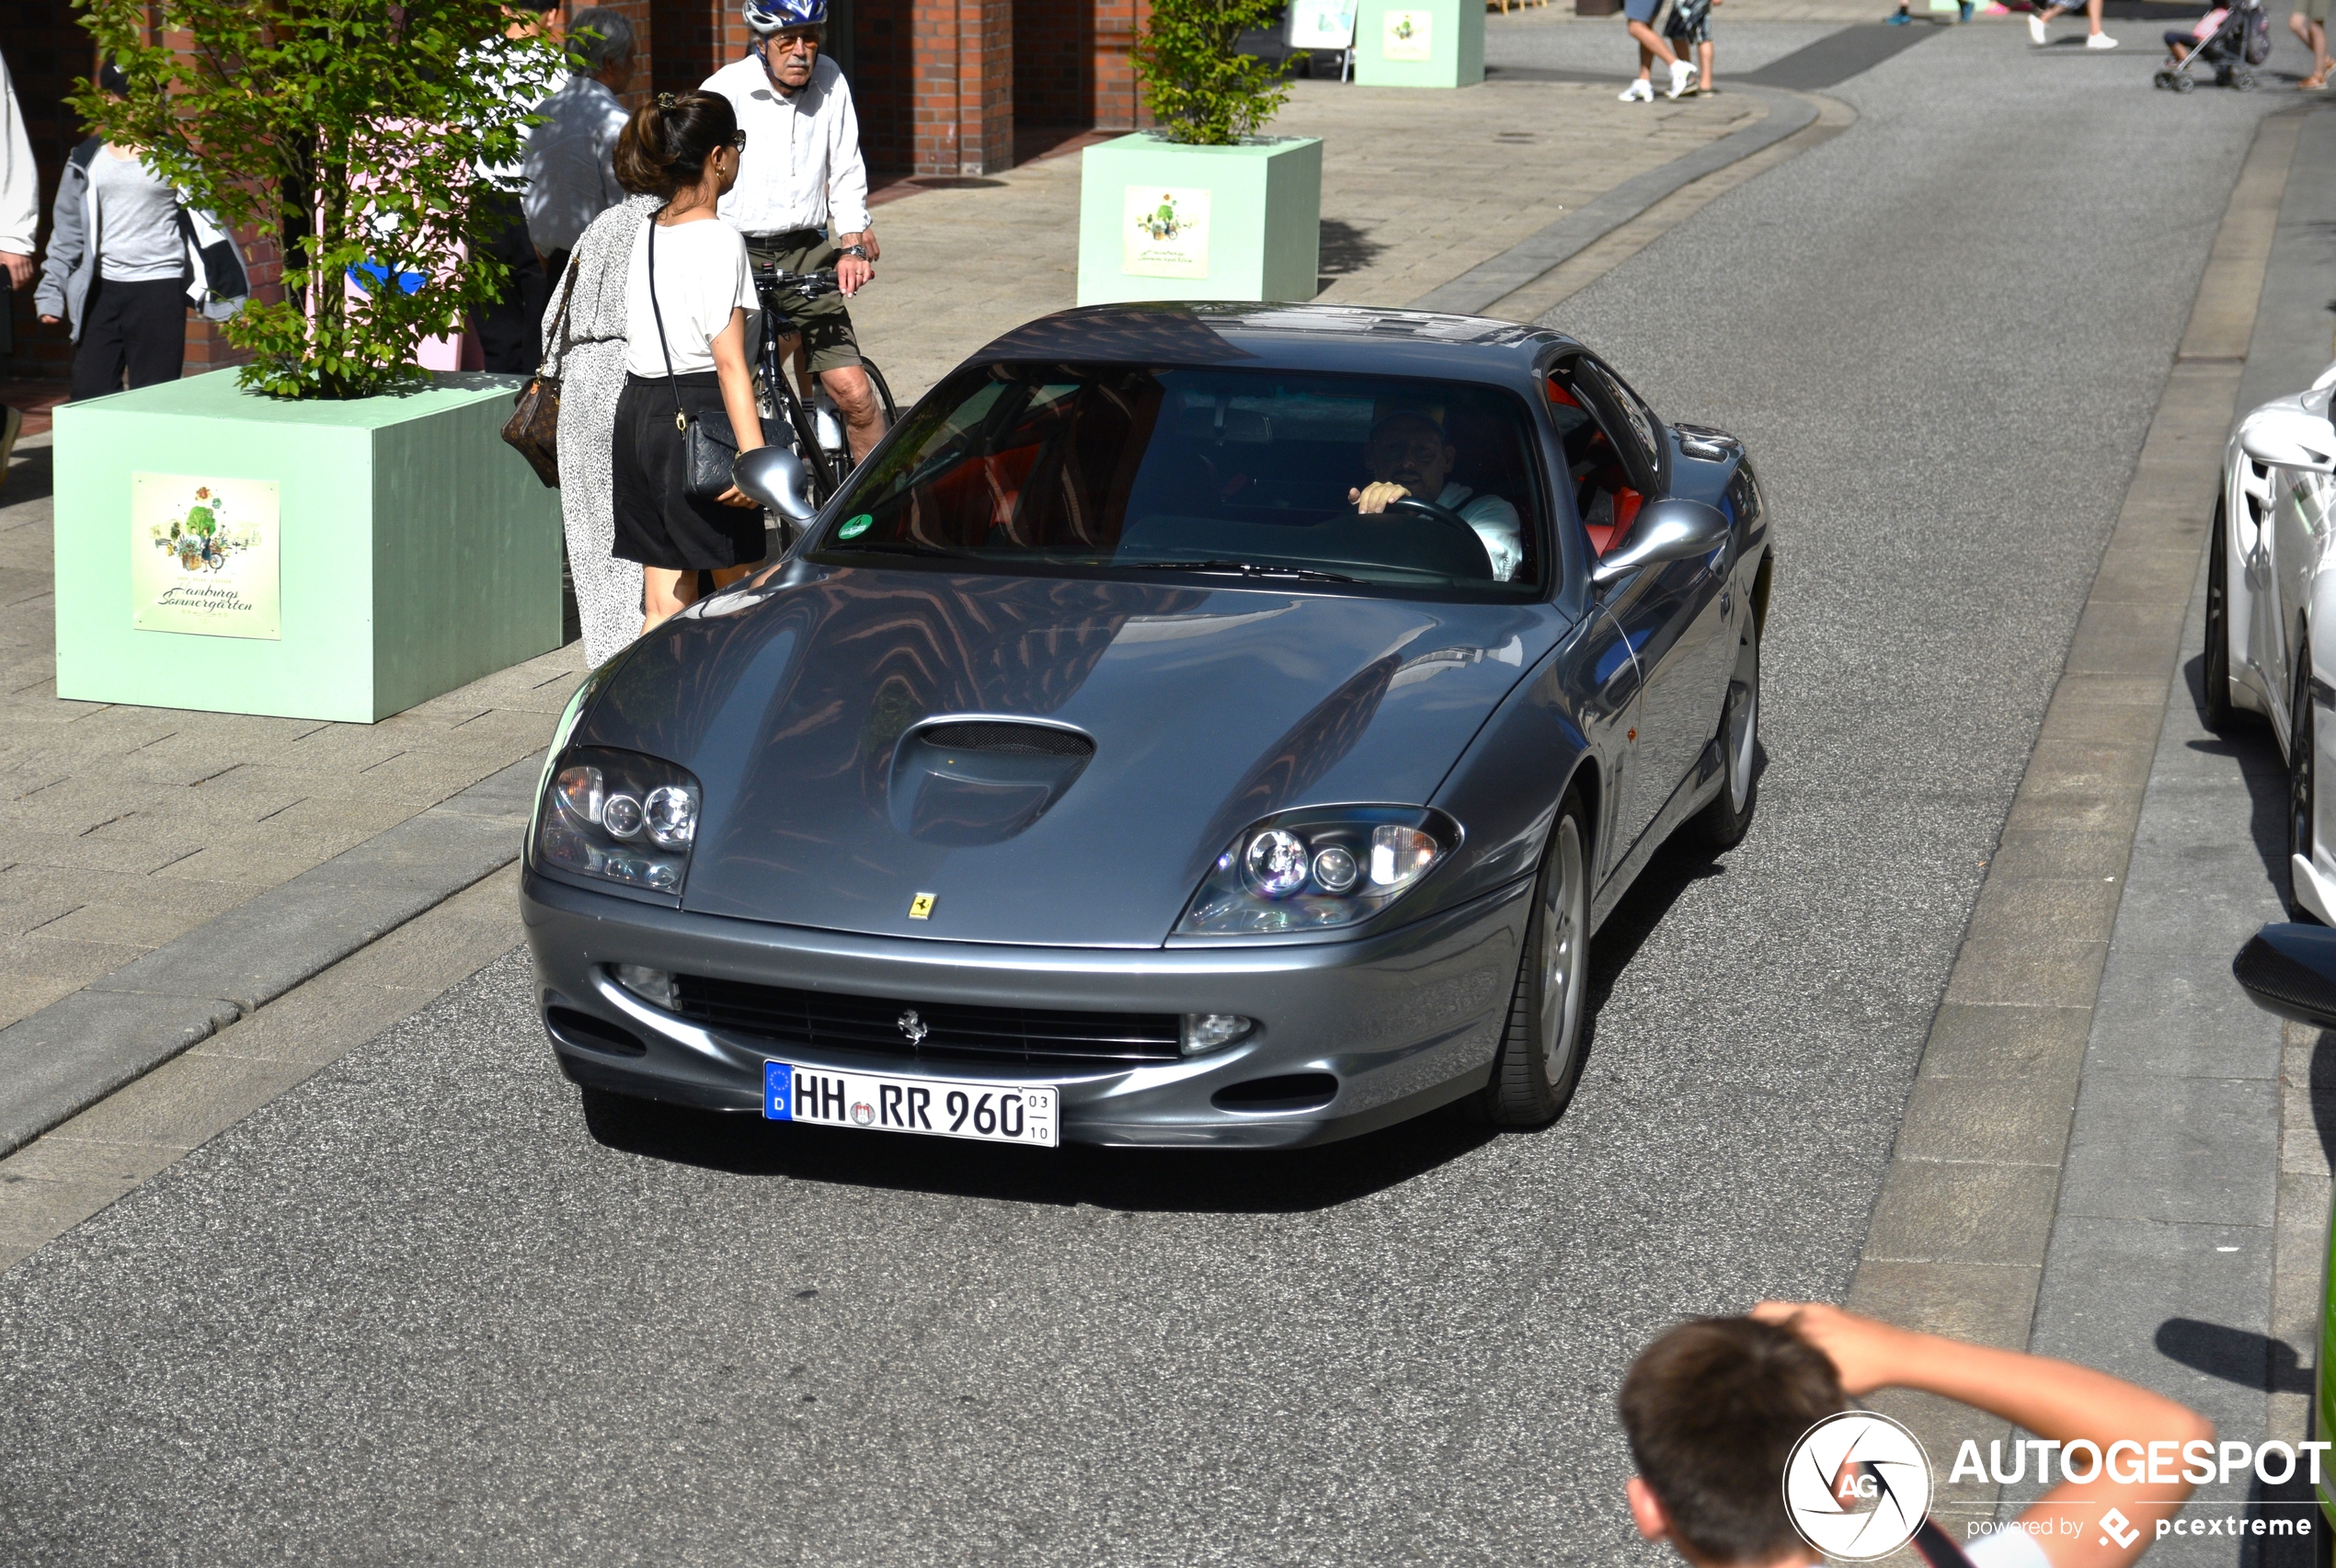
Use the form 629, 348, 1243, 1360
500, 256, 579, 488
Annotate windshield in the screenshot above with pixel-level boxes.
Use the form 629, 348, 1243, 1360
811, 365, 1549, 595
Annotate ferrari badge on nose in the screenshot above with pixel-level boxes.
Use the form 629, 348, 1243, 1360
909, 892, 936, 920
899, 1010, 930, 1046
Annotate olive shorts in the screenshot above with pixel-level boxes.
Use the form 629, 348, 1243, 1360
743, 231, 865, 374
2303, 0, 2330, 27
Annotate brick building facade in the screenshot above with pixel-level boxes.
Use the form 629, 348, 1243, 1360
2, 0, 1150, 383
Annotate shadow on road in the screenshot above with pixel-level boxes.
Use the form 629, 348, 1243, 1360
582, 1088, 1498, 1212
2184, 649, 2290, 891
2155, 1315, 2314, 1394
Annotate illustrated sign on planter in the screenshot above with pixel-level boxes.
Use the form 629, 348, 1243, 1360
130, 471, 281, 640
1125, 187, 1213, 279
1382, 9, 1433, 60
1353, 0, 1483, 86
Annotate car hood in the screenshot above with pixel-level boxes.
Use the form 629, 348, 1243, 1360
580, 567, 1567, 946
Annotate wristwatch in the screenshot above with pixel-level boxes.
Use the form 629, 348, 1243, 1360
837, 244, 871, 261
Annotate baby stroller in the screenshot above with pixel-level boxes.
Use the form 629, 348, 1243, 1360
2154, 0, 2269, 92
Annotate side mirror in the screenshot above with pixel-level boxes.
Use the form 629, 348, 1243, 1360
2232, 922, 2336, 1029
732, 446, 818, 521
2239, 411, 2336, 475
1590, 499, 1732, 591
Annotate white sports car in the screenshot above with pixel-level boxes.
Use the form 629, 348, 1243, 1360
2210, 361, 2336, 920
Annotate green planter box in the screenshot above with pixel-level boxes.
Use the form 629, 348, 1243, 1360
53, 368, 563, 724
1077, 132, 1323, 307
1353, 0, 1484, 86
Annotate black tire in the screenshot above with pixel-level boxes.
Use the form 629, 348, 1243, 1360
1694, 612, 1761, 849
2204, 498, 2234, 731
2290, 638, 2321, 923
861, 356, 900, 424
1471, 790, 1594, 1127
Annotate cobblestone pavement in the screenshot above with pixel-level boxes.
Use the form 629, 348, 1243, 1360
849, 73, 1766, 400
0, 439, 587, 1035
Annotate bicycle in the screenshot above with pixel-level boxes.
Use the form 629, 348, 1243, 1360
748, 262, 900, 513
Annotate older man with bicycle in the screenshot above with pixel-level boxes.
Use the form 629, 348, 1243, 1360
703, 0, 887, 462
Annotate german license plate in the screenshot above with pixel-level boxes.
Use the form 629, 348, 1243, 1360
764, 1061, 1059, 1148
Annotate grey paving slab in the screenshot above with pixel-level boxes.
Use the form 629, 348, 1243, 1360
2088, 956, 2287, 1081
2058, 1073, 2280, 1227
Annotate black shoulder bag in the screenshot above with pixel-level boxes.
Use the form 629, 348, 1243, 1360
647, 218, 778, 501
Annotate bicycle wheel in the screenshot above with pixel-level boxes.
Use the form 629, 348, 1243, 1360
861, 357, 900, 424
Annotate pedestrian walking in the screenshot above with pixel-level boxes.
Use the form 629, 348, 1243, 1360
0, 48, 38, 474
1619, 0, 1700, 101
539, 191, 658, 667
2030, 0, 2120, 48
469, 0, 567, 373
35, 60, 249, 402
1620, 1303, 2209, 1568
702, 0, 887, 460
1667, 0, 1723, 93
524, 6, 636, 282
2291, 0, 2331, 86
609, 91, 767, 633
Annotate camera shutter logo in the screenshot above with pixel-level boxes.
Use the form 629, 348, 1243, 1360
1781, 1411, 1933, 1561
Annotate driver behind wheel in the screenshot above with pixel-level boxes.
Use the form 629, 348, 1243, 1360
1347, 410, 1523, 581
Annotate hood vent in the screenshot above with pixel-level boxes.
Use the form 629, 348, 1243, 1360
917, 721, 1095, 759
889, 721, 1096, 847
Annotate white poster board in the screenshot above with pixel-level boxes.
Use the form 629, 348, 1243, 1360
130, 472, 282, 640
1123, 187, 1212, 280
1288, 0, 1358, 49
1381, 8, 1434, 60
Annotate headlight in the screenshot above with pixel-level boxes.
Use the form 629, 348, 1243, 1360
1176, 807, 1460, 935
533, 746, 703, 896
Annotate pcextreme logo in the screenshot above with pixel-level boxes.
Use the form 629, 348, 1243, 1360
1782, 1411, 1932, 1561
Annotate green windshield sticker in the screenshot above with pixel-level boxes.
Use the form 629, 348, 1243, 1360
839, 513, 874, 540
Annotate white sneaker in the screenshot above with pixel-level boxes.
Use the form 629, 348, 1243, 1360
2084, 29, 2118, 45
1666, 59, 1699, 97
1619, 77, 1655, 101
2027, 13, 2048, 41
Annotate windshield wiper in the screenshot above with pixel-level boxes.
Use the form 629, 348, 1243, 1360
823, 538, 973, 560
1120, 558, 1360, 584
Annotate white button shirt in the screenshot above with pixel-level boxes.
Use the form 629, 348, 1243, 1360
523, 74, 630, 254
701, 52, 871, 238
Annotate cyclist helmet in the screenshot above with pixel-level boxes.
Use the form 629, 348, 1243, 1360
742, 0, 827, 33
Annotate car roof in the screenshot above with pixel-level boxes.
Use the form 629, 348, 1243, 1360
965, 303, 1582, 386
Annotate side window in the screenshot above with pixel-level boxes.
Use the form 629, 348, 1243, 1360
1547, 361, 1647, 560
1576, 360, 1662, 478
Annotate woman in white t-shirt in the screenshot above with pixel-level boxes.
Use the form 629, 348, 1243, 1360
608, 90, 767, 633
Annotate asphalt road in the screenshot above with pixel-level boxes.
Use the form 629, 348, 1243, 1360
2, 30, 2320, 1566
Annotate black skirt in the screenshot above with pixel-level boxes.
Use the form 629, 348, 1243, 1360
611, 372, 769, 571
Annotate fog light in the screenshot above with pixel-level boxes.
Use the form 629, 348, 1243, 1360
1181, 1013, 1254, 1056
613, 964, 679, 1011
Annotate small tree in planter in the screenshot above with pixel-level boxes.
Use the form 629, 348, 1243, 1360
73, 0, 564, 398
1133, 0, 1300, 143
1080, 0, 1322, 304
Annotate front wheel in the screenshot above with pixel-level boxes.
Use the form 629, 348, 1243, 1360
2289, 639, 2321, 922
1693, 612, 1761, 849
2204, 498, 2233, 730
1471, 791, 1593, 1127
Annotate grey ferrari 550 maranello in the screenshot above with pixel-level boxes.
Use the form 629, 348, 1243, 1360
521, 303, 1773, 1150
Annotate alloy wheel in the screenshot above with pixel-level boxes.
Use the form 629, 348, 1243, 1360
1540, 815, 1588, 1082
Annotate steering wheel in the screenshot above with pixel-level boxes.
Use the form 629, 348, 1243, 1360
1360, 494, 1496, 579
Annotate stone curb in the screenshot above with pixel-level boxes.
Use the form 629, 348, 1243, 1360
1408, 82, 1821, 316
0, 751, 544, 1161
1842, 103, 2313, 1510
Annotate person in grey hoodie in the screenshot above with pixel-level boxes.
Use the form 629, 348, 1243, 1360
34, 61, 247, 401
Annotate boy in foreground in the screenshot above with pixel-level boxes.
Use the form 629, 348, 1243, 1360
1620, 1301, 2214, 1567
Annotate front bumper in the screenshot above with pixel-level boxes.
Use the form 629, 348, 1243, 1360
521, 869, 1531, 1148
